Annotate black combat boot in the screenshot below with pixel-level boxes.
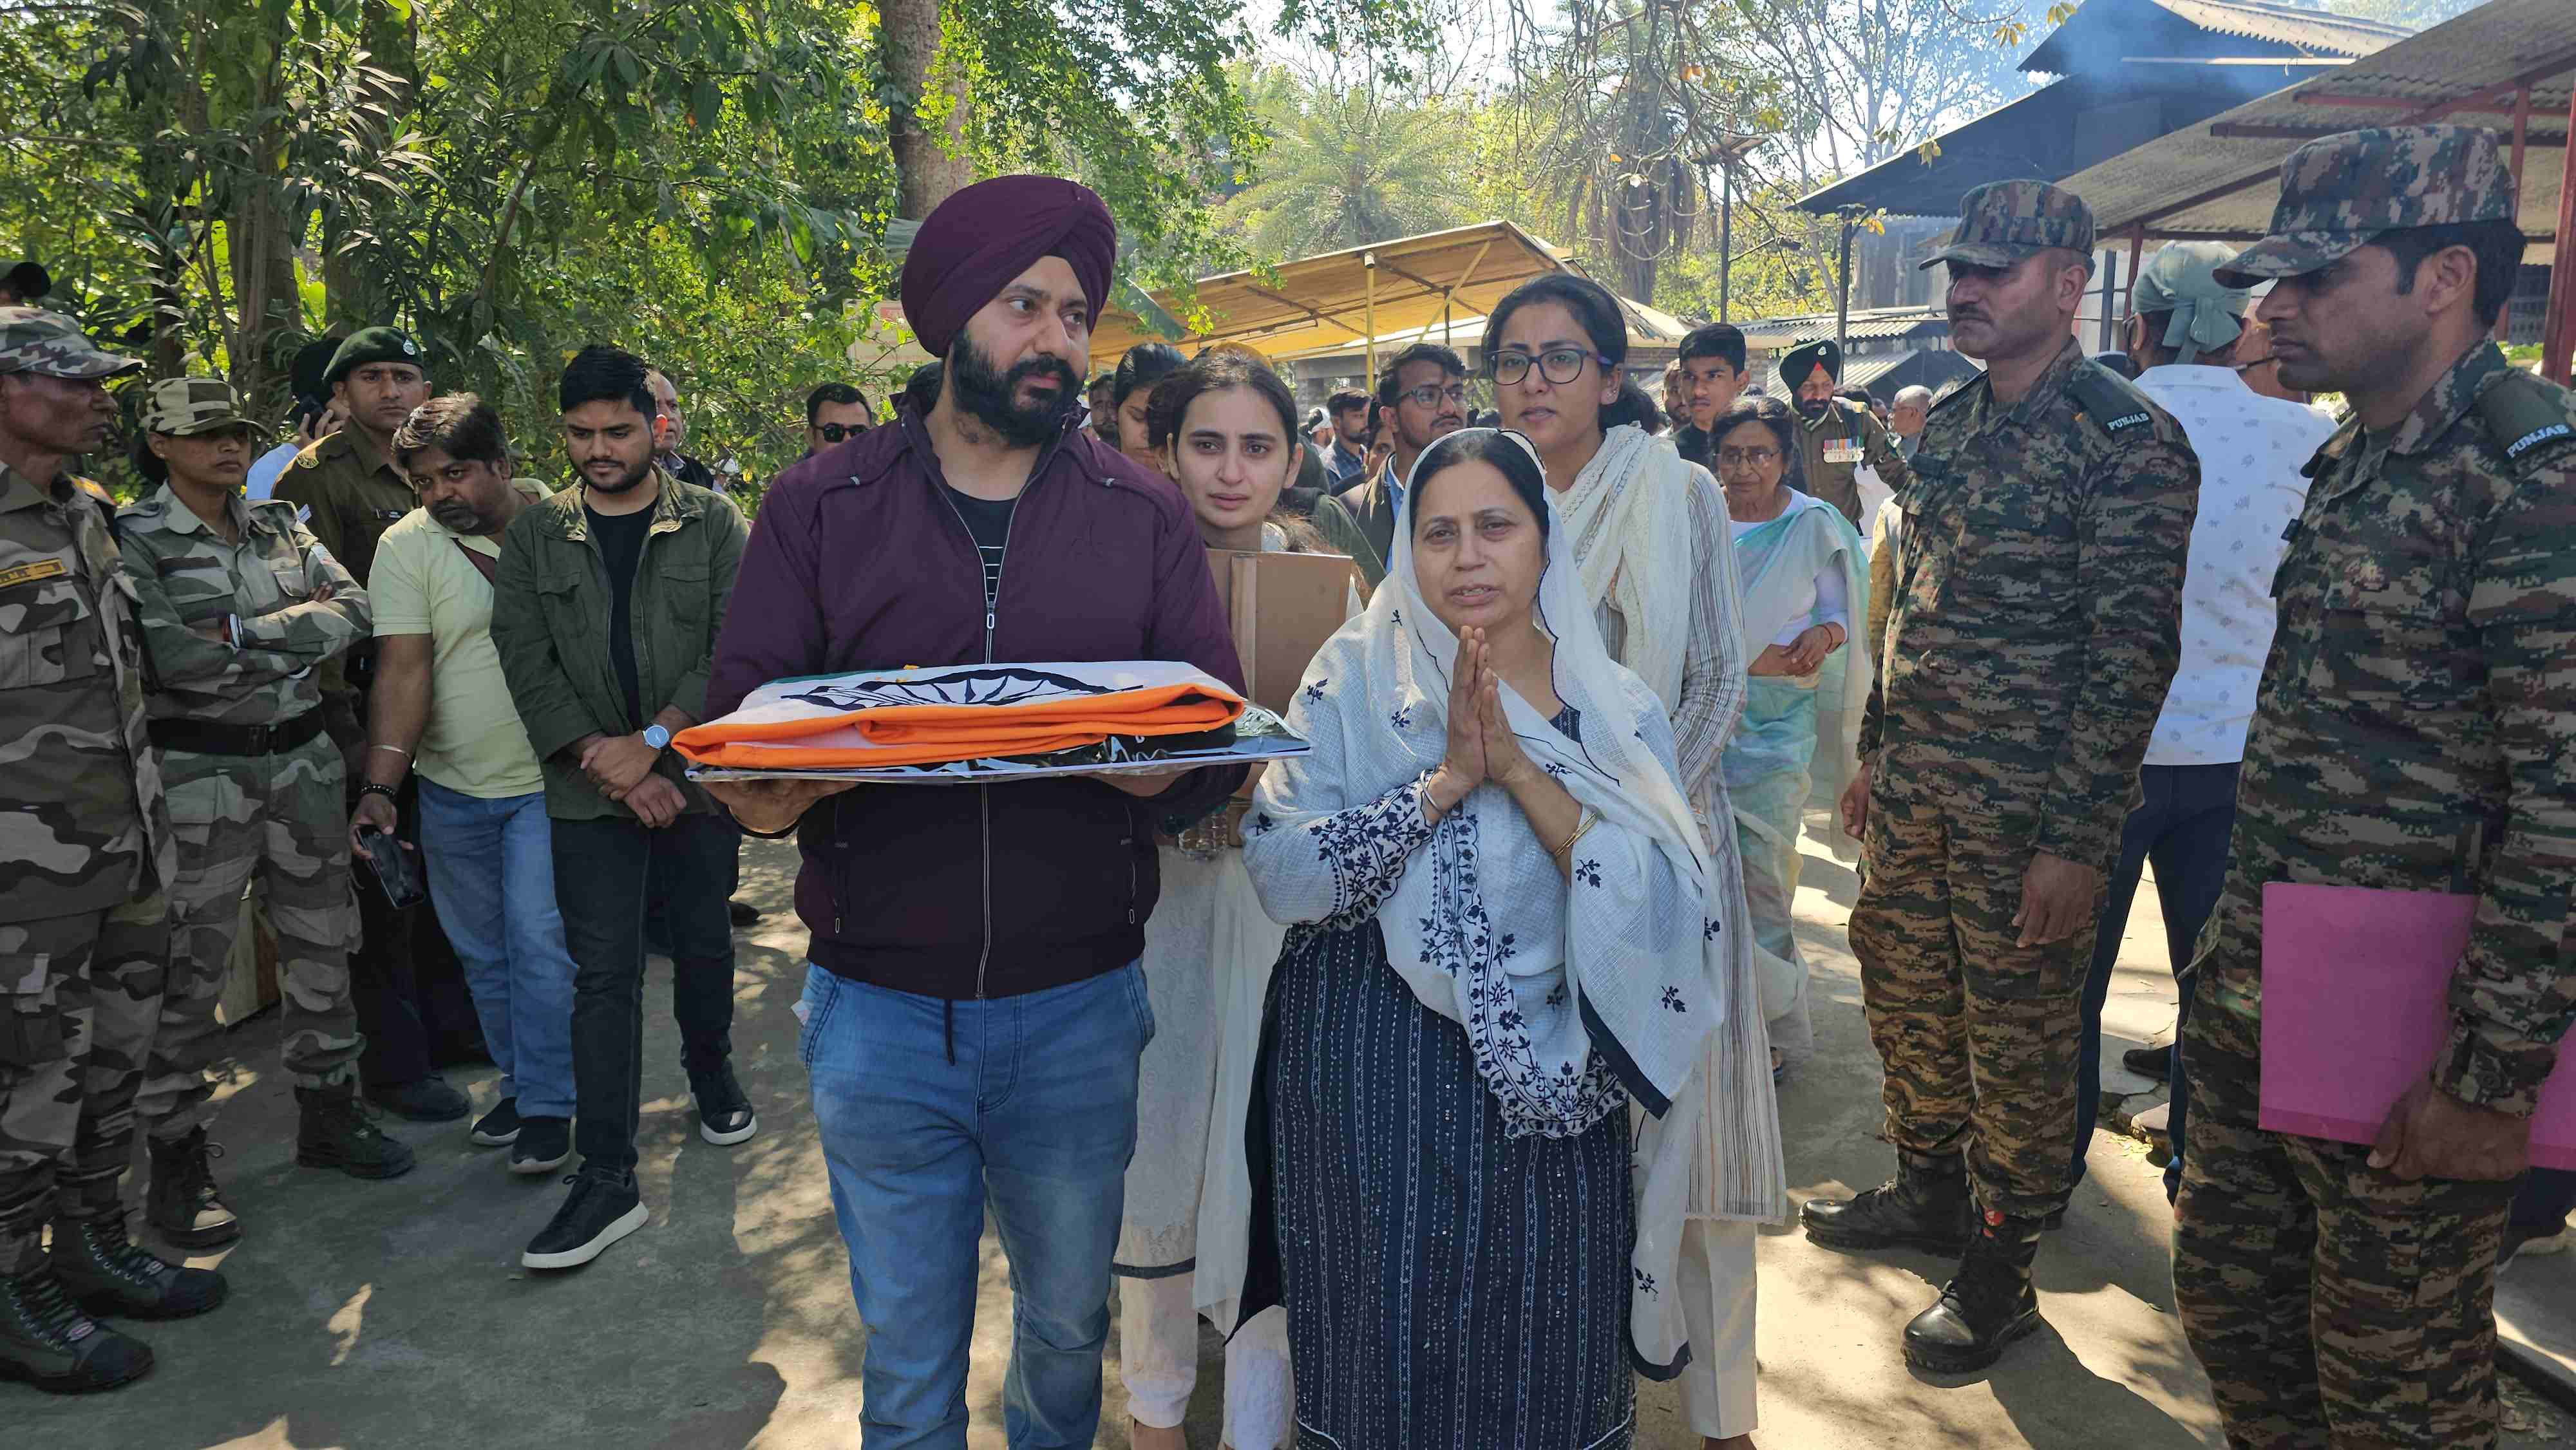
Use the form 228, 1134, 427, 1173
294, 1082, 417, 1180
0, 1263, 153, 1393
146, 1127, 240, 1249
1902, 1209, 2046, 1373
1800, 1149, 1971, 1255
48, 1206, 227, 1322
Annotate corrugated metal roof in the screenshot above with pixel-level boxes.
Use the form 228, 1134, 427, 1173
1738, 306, 1948, 350
2023, 0, 2407, 74
2060, 0, 2573, 247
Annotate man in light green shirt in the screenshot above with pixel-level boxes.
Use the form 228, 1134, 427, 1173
348, 395, 578, 1171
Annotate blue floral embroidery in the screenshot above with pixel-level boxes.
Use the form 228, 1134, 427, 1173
1390, 704, 1414, 731
1634, 1267, 1658, 1297
1305, 773, 1437, 931
1303, 679, 1327, 703
1573, 858, 1603, 888
1702, 918, 1721, 941
1542, 761, 1570, 779
1660, 986, 1687, 1013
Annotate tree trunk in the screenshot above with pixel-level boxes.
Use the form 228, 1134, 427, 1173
325, 0, 419, 333
878, 0, 972, 219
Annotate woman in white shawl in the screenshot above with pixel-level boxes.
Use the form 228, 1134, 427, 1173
1488, 273, 1785, 1450
1709, 395, 1870, 1073
1242, 429, 1734, 1448
1116, 347, 1331, 1450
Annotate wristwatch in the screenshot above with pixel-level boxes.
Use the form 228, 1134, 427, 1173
641, 724, 672, 751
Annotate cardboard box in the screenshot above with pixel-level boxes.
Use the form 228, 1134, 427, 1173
1207, 550, 1361, 715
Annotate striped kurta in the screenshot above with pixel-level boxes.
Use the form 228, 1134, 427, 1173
1265, 919, 1637, 1450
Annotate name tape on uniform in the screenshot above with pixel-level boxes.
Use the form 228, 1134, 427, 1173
0, 557, 70, 590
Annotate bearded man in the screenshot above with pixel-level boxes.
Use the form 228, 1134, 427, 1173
700, 174, 1245, 1445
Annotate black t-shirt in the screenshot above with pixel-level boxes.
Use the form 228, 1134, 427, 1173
586, 502, 654, 726
942, 484, 1015, 612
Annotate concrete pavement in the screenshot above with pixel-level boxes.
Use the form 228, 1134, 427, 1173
15, 825, 2565, 1448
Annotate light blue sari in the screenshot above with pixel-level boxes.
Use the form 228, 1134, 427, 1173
1723, 493, 1869, 1059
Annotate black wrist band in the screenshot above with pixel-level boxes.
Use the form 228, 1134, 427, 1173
359, 782, 399, 802
737, 818, 799, 840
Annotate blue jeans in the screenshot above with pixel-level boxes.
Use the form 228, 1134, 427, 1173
416, 780, 578, 1118
801, 961, 1151, 1449
2074, 762, 2240, 1196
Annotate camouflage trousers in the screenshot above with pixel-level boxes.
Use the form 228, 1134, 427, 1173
134, 733, 363, 1140
0, 887, 167, 1274
1850, 797, 2102, 1219
2174, 967, 2517, 1449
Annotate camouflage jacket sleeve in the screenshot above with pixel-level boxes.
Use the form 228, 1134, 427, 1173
230, 512, 371, 661
115, 532, 308, 692
663, 493, 746, 724
2433, 443, 2576, 1116
2031, 430, 2197, 867
1861, 409, 1911, 497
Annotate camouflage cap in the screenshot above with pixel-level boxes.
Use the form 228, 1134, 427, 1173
139, 375, 266, 438
1918, 179, 2097, 271
0, 305, 140, 379
2215, 125, 2517, 288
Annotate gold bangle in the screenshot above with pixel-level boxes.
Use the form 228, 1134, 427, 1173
1552, 808, 1595, 860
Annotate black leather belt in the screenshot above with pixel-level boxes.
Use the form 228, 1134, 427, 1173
149, 710, 327, 757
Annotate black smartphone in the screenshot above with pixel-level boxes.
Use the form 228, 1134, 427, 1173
354, 825, 425, 911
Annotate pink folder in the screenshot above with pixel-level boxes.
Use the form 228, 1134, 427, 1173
2259, 882, 2576, 1171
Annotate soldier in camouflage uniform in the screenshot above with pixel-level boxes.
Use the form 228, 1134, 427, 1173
2172, 125, 2576, 1450
1799, 181, 2200, 1372
0, 310, 224, 1395
272, 327, 478, 1123
1778, 336, 1911, 529
119, 377, 414, 1247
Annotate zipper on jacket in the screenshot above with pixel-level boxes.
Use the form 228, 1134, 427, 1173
933, 483, 1012, 999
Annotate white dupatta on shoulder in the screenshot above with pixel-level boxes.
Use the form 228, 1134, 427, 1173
1246, 428, 1736, 1373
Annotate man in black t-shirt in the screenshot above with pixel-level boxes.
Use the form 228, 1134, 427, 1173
489, 345, 752, 1272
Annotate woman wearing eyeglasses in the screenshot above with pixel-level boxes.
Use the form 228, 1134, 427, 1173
1708, 396, 1868, 1084
1484, 272, 1783, 1450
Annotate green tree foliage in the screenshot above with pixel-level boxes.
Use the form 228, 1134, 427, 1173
1222, 79, 1482, 259
0, 0, 1430, 487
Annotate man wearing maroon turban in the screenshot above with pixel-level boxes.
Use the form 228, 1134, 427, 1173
702, 176, 1245, 1445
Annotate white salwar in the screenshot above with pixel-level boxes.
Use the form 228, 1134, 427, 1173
1556, 423, 1791, 1440
1114, 522, 1315, 1449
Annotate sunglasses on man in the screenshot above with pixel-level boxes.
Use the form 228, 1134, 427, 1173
815, 422, 869, 443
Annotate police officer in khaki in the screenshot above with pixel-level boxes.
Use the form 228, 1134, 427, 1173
274, 327, 479, 1123
2174, 124, 2576, 1449
1777, 336, 1910, 529
1802, 181, 2199, 1373
119, 377, 413, 1251
0, 310, 223, 1395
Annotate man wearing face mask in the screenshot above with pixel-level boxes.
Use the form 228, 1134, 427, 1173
490, 346, 753, 1272
1810, 179, 2199, 1374
1779, 337, 1908, 531
118, 377, 400, 1256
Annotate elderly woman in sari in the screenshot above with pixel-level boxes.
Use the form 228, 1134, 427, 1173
1243, 429, 1743, 1448
1711, 395, 1869, 1071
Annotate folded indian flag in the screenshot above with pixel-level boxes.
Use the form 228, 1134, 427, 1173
673, 661, 1246, 770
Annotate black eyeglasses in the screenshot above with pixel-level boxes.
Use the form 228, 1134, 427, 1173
816, 422, 869, 443
1488, 347, 1609, 386
1398, 382, 1470, 409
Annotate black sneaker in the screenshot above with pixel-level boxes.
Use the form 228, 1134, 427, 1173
509, 1117, 572, 1176
2119, 1045, 2172, 1078
690, 1061, 758, 1147
522, 1171, 647, 1270
470, 1097, 522, 1147
0, 1266, 153, 1395
728, 899, 760, 928
365, 1076, 470, 1122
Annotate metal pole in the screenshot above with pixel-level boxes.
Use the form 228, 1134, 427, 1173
2098, 248, 2118, 351
2501, 85, 2533, 344
1835, 212, 1855, 358
1363, 252, 1379, 392
1719, 165, 1736, 324
2546, 79, 2576, 383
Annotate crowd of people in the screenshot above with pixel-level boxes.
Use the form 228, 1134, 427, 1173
1, 118, 2573, 1450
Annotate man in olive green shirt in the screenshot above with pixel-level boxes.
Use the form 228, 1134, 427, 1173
489, 344, 750, 1273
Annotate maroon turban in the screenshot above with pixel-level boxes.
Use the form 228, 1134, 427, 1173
900, 175, 1117, 358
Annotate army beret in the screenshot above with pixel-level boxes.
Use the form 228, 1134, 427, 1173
324, 326, 426, 387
